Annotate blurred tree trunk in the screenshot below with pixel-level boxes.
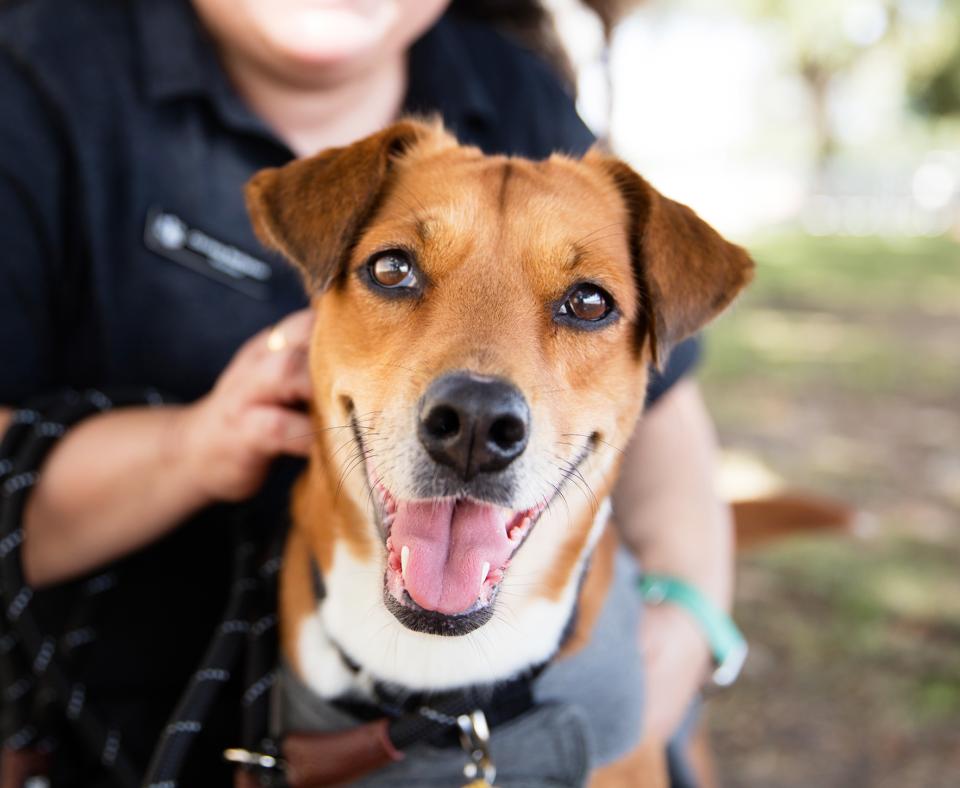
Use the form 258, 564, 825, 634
800, 58, 835, 195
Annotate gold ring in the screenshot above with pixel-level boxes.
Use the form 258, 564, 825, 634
266, 324, 287, 352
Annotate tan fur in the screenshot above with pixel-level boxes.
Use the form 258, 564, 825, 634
588, 737, 669, 788
556, 522, 618, 659
540, 472, 618, 603
291, 444, 376, 574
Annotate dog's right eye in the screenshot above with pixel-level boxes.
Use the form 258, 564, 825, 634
367, 251, 419, 291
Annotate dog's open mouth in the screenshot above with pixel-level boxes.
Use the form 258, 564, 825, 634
378, 488, 545, 633
349, 411, 596, 636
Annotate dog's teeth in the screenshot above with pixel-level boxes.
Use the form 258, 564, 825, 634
400, 545, 410, 581
480, 562, 491, 589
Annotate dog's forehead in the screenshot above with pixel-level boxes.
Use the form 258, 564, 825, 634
387, 148, 628, 243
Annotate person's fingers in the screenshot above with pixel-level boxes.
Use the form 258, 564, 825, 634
247, 344, 313, 404
273, 308, 314, 350
224, 310, 314, 401
281, 414, 315, 457
254, 308, 314, 358
245, 406, 313, 458
278, 349, 313, 403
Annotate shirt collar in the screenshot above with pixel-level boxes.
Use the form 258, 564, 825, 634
136, 0, 221, 103
135, 0, 280, 141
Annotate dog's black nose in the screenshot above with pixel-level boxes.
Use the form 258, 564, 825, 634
418, 373, 530, 481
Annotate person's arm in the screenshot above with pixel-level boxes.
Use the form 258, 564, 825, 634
613, 377, 733, 741
4, 310, 315, 588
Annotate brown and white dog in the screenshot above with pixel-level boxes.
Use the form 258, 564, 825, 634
245, 119, 753, 785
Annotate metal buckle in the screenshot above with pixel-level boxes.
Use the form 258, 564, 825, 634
712, 639, 749, 687
456, 709, 496, 786
223, 747, 284, 771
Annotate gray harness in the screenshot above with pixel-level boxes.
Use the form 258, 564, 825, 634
276, 548, 645, 787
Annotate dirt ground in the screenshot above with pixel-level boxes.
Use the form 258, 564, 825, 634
698, 233, 960, 787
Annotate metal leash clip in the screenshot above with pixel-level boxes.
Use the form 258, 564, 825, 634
457, 709, 497, 788
223, 745, 287, 786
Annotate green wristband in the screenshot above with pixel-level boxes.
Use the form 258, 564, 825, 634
637, 574, 748, 687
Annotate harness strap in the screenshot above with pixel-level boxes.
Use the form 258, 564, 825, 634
0, 746, 50, 788
229, 720, 403, 788
231, 666, 539, 785
281, 721, 403, 787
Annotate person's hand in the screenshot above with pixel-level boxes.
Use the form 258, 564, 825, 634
640, 602, 712, 742
175, 309, 316, 504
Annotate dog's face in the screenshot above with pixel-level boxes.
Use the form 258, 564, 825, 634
248, 120, 752, 687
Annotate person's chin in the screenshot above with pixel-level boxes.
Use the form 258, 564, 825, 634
263, 7, 399, 68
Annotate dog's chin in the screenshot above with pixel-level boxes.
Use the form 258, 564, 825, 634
382, 587, 495, 637
374, 484, 544, 637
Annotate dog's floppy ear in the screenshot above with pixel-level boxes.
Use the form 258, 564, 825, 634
245, 119, 436, 292
586, 152, 754, 363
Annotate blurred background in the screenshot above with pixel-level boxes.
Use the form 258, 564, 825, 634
547, 0, 960, 784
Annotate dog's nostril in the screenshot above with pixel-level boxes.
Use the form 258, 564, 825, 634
424, 405, 460, 440
489, 414, 526, 450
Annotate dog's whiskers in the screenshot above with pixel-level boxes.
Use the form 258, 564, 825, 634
575, 232, 628, 253
561, 432, 625, 456
530, 469, 573, 529
335, 446, 376, 501
550, 461, 598, 514
570, 221, 622, 248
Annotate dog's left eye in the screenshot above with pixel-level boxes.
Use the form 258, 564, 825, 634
557, 283, 615, 324
368, 251, 418, 290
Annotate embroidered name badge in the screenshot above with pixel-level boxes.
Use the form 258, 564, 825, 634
144, 207, 273, 300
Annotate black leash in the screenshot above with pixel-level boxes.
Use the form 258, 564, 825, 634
0, 389, 162, 788
0, 388, 283, 788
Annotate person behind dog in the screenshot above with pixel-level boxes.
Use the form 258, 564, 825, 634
0, 0, 735, 784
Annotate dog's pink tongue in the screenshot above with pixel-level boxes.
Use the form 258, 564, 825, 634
391, 499, 513, 615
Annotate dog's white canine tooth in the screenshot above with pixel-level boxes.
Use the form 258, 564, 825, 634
400, 545, 410, 580
480, 562, 491, 589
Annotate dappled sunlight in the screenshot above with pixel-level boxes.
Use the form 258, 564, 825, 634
717, 449, 785, 500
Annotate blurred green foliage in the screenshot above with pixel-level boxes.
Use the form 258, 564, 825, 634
908, 0, 960, 117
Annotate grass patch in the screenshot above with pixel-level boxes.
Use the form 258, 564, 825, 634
742, 233, 960, 313
701, 233, 960, 399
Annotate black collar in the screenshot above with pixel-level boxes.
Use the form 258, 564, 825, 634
332, 672, 540, 750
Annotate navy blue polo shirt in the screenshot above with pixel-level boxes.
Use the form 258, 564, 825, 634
0, 0, 699, 783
